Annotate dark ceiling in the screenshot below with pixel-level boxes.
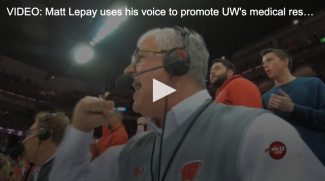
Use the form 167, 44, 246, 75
1, 0, 324, 88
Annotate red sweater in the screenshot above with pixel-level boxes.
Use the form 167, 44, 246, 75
213, 75, 262, 108
91, 125, 128, 161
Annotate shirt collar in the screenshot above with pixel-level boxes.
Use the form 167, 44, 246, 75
111, 125, 124, 132
147, 89, 211, 139
36, 154, 55, 171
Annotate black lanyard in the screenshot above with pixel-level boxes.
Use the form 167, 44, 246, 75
150, 101, 213, 181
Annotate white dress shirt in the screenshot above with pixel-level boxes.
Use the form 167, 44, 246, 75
147, 89, 211, 138
49, 89, 325, 181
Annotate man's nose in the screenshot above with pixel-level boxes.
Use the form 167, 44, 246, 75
262, 62, 267, 68
124, 64, 136, 75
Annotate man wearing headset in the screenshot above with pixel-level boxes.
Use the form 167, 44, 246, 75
49, 27, 325, 181
23, 112, 70, 181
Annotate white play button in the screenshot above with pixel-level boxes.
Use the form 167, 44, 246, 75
153, 79, 176, 102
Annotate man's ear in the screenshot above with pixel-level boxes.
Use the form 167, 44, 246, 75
228, 69, 234, 77
283, 58, 289, 68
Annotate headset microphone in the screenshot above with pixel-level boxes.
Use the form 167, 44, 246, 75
115, 61, 181, 91
115, 74, 134, 90
9, 145, 25, 160
115, 65, 165, 91
8, 135, 39, 159
22, 135, 38, 144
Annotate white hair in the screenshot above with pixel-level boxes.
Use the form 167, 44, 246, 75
137, 27, 210, 88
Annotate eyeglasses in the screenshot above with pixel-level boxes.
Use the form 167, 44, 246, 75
132, 47, 168, 68
26, 128, 39, 137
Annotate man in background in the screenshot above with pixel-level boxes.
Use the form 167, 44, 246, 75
210, 59, 262, 108
91, 110, 128, 161
23, 112, 70, 181
261, 48, 325, 166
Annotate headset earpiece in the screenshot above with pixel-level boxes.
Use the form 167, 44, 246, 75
37, 127, 52, 141
37, 113, 54, 141
162, 27, 191, 77
163, 48, 190, 76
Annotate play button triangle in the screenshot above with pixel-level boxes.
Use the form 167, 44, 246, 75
153, 79, 176, 102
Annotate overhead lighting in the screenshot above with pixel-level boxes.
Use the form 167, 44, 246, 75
293, 20, 299, 25
52, 76, 55, 79
92, 3, 127, 44
74, 45, 94, 64
222, 56, 225, 59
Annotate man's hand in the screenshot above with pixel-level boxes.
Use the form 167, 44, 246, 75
267, 89, 294, 112
137, 117, 147, 125
72, 96, 115, 132
99, 92, 110, 100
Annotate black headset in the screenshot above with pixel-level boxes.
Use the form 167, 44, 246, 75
162, 26, 191, 77
37, 113, 54, 141
133, 26, 191, 78
116, 28, 192, 91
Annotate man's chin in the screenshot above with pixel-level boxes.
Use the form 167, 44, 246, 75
132, 101, 141, 113
268, 75, 275, 79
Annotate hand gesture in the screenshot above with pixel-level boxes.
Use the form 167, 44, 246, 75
267, 89, 294, 112
137, 117, 147, 125
72, 96, 115, 132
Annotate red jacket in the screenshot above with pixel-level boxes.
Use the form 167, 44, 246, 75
214, 75, 262, 108
91, 125, 128, 161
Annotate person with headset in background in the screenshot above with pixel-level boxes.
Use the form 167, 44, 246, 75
23, 112, 70, 181
0, 153, 11, 181
49, 27, 325, 181
210, 59, 262, 108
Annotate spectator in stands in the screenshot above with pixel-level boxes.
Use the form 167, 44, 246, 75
91, 111, 128, 161
0, 153, 10, 181
261, 48, 325, 166
23, 112, 70, 181
210, 59, 262, 108
136, 117, 150, 134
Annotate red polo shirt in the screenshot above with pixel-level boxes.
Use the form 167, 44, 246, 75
214, 75, 262, 108
91, 125, 128, 161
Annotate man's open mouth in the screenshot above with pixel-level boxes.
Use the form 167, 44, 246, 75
133, 82, 142, 91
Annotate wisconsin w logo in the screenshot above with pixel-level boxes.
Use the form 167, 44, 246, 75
134, 167, 145, 177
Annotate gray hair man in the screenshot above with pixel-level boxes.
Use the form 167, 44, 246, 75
49, 27, 325, 181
